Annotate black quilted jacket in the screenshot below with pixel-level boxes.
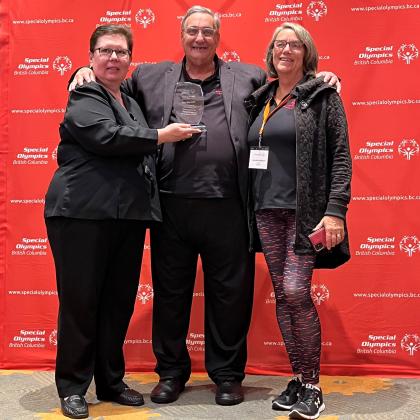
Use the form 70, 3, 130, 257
246, 75, 352, 269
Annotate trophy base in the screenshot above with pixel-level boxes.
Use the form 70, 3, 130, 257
193, 124, 207, 132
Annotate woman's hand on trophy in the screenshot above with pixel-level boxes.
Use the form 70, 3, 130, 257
157, 123, 201, 144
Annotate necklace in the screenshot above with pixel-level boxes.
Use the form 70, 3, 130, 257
275, 86, 291, 103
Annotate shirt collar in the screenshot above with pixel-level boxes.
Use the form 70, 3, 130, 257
181, 55, 220, 84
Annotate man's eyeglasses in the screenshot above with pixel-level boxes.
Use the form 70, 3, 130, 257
94, 47, 131, 58
273, 40, 304, 51
183, 26, 217, 38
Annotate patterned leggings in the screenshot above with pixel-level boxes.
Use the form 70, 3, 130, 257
256, 208, 321, 384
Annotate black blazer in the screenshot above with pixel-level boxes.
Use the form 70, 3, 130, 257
122, 58, 267, 211
45, 82, 161, 222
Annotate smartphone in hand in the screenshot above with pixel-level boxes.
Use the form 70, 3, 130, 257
308, 227, 327, 252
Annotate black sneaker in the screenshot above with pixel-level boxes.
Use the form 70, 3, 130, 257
289, 383, 325, 419
272, 377, 302, 410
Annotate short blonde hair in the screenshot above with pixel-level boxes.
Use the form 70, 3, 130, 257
265, 22, 318, 78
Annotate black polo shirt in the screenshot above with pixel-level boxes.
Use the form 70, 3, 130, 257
158, 58, 238, 198
248, 96, 297, 211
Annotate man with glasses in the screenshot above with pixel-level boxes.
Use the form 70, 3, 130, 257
140, 6, 263, 405
71, 5, 339, 406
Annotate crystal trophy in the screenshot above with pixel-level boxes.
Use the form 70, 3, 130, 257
173, 82, 206, 132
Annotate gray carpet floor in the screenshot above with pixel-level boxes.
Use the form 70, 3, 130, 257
0, 371, 419, 419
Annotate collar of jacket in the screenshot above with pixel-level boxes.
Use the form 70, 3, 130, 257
245, 73, 337, 111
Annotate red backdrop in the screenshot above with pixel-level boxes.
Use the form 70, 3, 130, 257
1, 0, 419, 376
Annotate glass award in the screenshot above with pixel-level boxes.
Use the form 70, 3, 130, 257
173, 82, 206, 132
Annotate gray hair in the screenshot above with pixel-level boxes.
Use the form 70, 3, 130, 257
181, 5, 221, 31
265, 22, 318, 78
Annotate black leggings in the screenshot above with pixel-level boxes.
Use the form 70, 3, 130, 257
256, 208, 321, 384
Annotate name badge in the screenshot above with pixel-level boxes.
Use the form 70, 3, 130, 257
249, 146, 269, 170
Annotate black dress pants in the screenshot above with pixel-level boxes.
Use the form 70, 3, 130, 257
46, 217, 146, 398
150, 196, 255, 384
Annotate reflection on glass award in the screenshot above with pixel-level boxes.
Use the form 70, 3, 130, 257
173, 82, 206, 132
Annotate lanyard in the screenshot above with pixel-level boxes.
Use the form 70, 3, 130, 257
258, 93, 292, 146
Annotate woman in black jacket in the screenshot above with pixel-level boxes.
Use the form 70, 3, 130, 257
45, 25, 199, 419
247, 23, 351, 420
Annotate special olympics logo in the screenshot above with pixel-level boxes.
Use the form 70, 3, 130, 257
136, 284, 154, 304
135, 9, 155, 28
400, 334, 420, 356
51, 146, 58, 161
49, 329, 57, 346
397, 44, 419, 64
398, 139, 419, 161
311, 284, 330, 305
399, 235, 420, 257
52, 56, 72, 76
221, 51, 241, 62
307, 1, 328, 21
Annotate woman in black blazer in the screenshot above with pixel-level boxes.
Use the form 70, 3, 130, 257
45, 25, 199, 419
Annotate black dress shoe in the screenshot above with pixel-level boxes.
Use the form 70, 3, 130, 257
98, 387, 144, 406
215, 380, 244, 406
150, 378, 185, 403
60, 395, 89, 419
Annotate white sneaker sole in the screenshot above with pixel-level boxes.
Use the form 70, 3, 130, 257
272, 400, 295, 410
289, 402, 326, 419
